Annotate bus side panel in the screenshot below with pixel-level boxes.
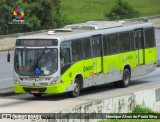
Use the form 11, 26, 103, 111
83, 59, 94, 78
103, 54, 120, 74
119, 51, 137, 71
61, 60, 84, 84
144, 47, 156, 64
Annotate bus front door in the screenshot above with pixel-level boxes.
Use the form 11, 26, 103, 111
135, 29, 145, 66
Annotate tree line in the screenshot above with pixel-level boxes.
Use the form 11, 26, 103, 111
0, 0, 140, 35
0, 0, 66, 35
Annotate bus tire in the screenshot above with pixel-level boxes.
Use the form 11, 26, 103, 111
32, 93, 42, 97
68, 78, 81, 98
114, 68, 130, 88
113, 81, 120, 88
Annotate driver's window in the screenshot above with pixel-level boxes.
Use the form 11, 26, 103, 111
61, 48, 71, 74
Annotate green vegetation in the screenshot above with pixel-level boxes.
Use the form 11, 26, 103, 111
1, 0, 160, 35
0, 0, 65, 35
61, 0, 160, 23
132, 105, 155, 113
106, 0, 140, 20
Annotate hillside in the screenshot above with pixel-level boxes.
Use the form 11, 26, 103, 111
61, 0, 160, 23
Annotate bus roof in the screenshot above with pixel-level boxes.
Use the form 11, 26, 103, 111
17, 21, 154, 42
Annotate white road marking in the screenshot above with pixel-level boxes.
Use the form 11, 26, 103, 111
0, 78, 13, 82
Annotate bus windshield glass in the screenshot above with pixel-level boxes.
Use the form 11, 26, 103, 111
14, 48, 58, 76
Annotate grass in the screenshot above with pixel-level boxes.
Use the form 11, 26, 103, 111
132, 105, 155, 113
61, 0, 160, 23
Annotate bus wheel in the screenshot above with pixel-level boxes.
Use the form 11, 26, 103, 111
32, 93, 42, 97
68, 78, 80, 98
114, 68, 130, 88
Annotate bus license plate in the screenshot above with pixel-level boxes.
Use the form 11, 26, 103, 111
31, 90, 40, 93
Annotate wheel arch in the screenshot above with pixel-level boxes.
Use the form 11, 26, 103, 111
123, 64, 131, 74
74, 74, 83, 89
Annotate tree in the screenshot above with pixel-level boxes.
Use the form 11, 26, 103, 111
106, 0, 140, 20
0, 0, 65, 35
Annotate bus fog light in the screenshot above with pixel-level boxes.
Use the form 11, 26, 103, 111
14, 81, 20, 85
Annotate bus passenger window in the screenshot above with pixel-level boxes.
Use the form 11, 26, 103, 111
83, 38, 91, 59
107, 34, 118, 55
119, 32, 130, 52
130, 31, 135, 51
72, 40, 83, 62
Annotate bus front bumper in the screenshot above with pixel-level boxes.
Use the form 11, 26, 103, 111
14, 82, 70, 94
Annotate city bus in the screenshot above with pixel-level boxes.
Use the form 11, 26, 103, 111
7, 20, 156, 97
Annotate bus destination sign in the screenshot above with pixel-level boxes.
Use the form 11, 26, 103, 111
16, 39, 58, 47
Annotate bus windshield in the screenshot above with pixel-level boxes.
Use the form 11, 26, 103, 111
14, 48, 58, 76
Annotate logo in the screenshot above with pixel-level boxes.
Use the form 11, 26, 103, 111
34, 67, 41, 75
83, 65, 93, 72
13, 8, 24, 20
8, 8, 28, 25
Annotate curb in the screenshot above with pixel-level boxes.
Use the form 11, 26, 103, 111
0, 87, 15, 97
157, 60, 160, 67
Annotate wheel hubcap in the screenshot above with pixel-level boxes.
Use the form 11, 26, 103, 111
74, 83, 79, 94
124, 72, 129, 84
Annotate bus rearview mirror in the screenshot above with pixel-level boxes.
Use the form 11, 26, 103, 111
7, 52, 10, 62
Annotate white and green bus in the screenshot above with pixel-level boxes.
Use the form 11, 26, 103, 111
7, 21, 156, 97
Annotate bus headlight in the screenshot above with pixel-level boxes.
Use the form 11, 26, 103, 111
50, 77, 59, 85
14, 80, 20, 85
13, 77, 20, 85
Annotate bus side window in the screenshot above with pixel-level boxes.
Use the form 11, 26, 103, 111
61, 48, 70, 66
107, 34, 118, 55
71, 40, 83, 62
130, 31, 135, 51
61, 48, 71, 74
145, 28, 155, 48
83, 38, 91, 59
119, 32, 130, 52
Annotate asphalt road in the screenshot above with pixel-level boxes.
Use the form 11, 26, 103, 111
0, 51, 14, 89
0, 29, 160, 89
